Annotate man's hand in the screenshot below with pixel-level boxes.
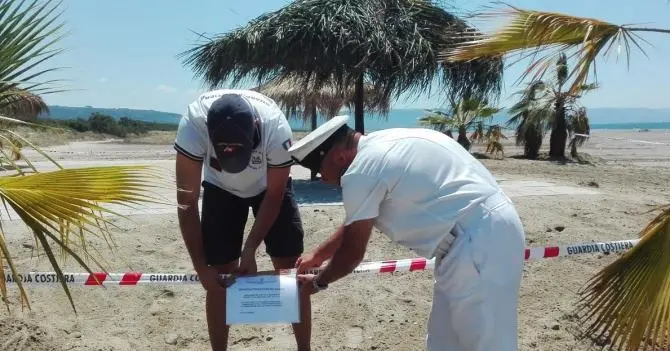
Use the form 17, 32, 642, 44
309, 218, 376, 288
297, 274, 318, 295
235, 249, 258, 276
295, 252, 325, 274
197, 267, 229, 292
240, 167, 290, 259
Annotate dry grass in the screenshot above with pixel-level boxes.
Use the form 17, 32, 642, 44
122, 131, 177, 145
119, 130, 308, 145
3, 127, 309, 149
11, 126, 113, 147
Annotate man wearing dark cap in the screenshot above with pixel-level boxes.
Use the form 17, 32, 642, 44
289, 115, 526, 351
174, 89, 311, 351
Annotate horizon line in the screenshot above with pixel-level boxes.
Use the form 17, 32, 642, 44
44, 104, 670, 115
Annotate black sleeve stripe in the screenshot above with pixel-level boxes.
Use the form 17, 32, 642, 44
174, 144, 204, 161
268, 160, 294, 168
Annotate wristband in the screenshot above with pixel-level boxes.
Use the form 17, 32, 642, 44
312, 276, 328, 292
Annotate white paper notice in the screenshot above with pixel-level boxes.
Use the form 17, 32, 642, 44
226, 274, 300, 325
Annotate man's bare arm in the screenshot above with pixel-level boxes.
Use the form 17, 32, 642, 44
315, 218, 376, 285
242, 166, 291, 253
175, 153, 207, 272
310, 225, 345, 262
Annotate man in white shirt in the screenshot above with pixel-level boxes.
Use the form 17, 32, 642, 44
174, 89, 311, 351
288, 115, 526, 351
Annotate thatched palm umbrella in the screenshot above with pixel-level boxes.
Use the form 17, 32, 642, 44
253, 73, 390, 180
179, 0, 503, 134
0, 87, 49, 121
253, 73, 390, 130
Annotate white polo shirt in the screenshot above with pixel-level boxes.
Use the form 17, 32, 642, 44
341, 128, 501, 258
174, 89, 294, 198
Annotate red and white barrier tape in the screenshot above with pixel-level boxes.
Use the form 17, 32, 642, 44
3, 239, 640, 286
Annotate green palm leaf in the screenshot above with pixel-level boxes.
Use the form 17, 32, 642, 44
0, 0, 165, 313
575, 205, 670, 350
439, 4, 670, 95
0, 0, 64, 124
0, 113, 170, 313
0, 163, 170, 312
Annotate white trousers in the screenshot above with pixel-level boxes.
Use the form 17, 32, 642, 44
425, 191, 525, 351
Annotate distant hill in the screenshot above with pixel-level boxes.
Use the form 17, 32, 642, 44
40, 105, 182, 124
40, 105, 670, 131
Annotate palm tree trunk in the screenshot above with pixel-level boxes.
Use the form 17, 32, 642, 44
311, 107, 318, 131
354, 74, 364, 133
457, 125, 471, 150
549, 95, 567, 158
310, 107, 318, 181
525, 126, 541, 159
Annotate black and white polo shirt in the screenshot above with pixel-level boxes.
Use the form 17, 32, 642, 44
174, 89, 294, 198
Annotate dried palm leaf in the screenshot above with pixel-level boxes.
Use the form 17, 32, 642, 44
485, 139, 504, 158
470, 121, 486, 144
486, 124, 507, 141
0, 87, 49, 121
180, 0, 503, 132
253, 73, 390, 122
568, 106, 590, 157
439, 3, 670, 95
575, 205, 670, 350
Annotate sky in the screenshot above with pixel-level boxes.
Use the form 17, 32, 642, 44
37, 0, 670, 115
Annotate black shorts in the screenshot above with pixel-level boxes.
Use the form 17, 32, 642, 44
200, 177, 304, 266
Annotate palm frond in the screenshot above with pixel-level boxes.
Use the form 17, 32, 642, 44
470, 121, 485, 143
0, 165, 170, 312
568, 107, 590, 148
252, 72, 390, 122
513, 107, 550, 159
0, 113, 170, 313
418, 113, 452, 133
575, 205, 670, 350
485, 139, 504, 157
0, 0, 68, 99
179, 0, 503, 109
420, 97, 499, 134
486, 124, 507, 141
439, 4, 669, 95
0, 87, 49, 121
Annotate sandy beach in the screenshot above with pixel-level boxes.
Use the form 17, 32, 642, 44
1, 129, 669, 351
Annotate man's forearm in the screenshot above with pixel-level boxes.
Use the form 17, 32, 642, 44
243, 194, 282, 252
312, 226, 345, 261
315, 228, 366, 285
177, 203, 207, 271
315, 247, 364, 286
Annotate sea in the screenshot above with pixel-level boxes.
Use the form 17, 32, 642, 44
286, 109, 670, 132
43, 106, 670, 132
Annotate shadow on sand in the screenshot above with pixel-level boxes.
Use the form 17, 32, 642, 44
292, 178, 342, 205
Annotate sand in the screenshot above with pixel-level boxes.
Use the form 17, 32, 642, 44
1, 129, 669, 350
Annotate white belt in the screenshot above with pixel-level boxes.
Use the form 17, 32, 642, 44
433, 224, 462, 261
432, 190, 511, 261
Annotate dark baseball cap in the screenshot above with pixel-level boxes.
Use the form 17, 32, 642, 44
206, 94, 258, 173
